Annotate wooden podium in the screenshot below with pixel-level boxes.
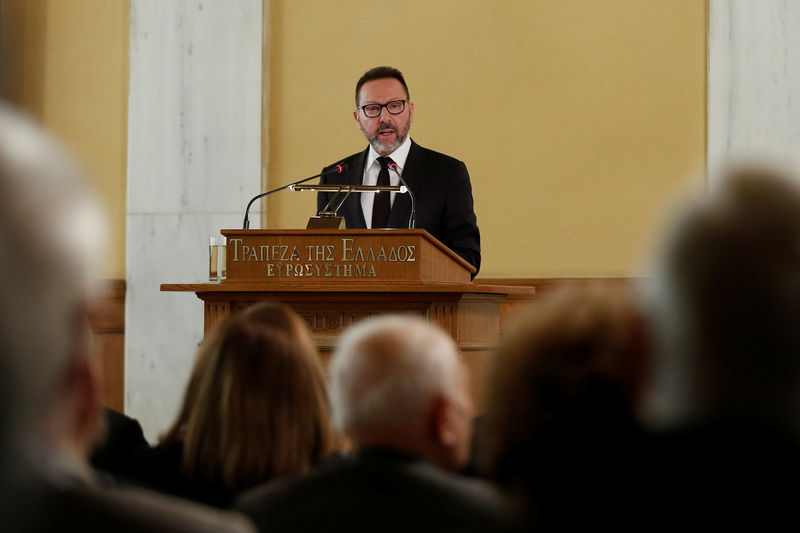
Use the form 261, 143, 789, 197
161, 229, 534, 406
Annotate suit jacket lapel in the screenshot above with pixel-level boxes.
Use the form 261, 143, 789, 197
388, 141, 424, 229
341, 148, 368, 228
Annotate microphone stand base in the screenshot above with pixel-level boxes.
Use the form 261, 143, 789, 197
307, 216, 346, 229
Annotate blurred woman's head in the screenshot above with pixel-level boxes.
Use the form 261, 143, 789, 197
164, 301, 335, 492
480, 282, 648, 486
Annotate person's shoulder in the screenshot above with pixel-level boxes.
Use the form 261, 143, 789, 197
379, 459, 511, 531
409, 141, 465, 167
235, 472, 296, 512
236, 454, 348, 511
234, 456, 356, 532
236, 453, 510, 533
409, 143, 471, 182
102, 408, 146, 440
124, 439, 183, 478
90, 408, 149, 473
407, 460, 506, 509
350, 450, 508, 526
24, 481, 256, 533
104, 485, 256, 532
323, 150, 366, 172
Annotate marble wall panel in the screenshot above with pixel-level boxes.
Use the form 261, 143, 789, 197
709, 1, 800, 181
126, 0, 263, 440
128, 2, 262, 215
126, 212, 243, 438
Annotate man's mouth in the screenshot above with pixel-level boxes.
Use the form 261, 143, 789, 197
377, 123, 397, 137
370, 122, 403, 151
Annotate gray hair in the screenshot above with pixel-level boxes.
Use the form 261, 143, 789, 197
329, 315, 462, 434
643, 168, 800, 436
0, 103, 105, 439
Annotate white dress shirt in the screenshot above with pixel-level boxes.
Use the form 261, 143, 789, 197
361, 136, 412, 229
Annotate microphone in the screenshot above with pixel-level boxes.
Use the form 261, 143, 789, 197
389, 163, 416, 229
242, 164, 347, 229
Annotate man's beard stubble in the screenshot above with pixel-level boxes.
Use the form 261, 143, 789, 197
367, 121, 410, 154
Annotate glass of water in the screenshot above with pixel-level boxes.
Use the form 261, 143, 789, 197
209, 236, 226, 281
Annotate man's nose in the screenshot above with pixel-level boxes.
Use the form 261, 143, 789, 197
379, 105, 393, 119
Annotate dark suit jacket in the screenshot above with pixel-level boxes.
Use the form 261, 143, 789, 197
645, 416, 800, 529
3, 459, 255, 533
121, 440, 235, 508
12, 483, 256, 533
90, 408, 149, 476
318, 141, 481, 276
235, 448, 509, 533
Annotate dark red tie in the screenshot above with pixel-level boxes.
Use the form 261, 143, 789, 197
372, 156, 393, 228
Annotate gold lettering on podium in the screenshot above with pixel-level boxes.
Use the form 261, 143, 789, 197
229, 238, 243, 261
238, 236, 415, 278
341, 238, 354, 262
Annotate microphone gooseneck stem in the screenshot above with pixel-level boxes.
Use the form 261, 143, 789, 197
242, 164, 345, 229
390, 164, 416, 229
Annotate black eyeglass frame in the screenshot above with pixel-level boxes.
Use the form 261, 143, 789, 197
358, 99, 408, 118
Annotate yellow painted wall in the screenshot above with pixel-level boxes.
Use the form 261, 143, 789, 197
267, 0, 706, 277
0, 0, 129, 278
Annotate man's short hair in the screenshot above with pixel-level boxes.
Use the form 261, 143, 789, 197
355, 66, 410, 106
644, 168, 800, 433
329, 315, 460, 434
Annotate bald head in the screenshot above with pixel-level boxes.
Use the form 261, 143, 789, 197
0, 103, 104, 448
329, 316, 473, 470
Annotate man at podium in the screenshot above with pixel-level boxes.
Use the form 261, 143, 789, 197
317, 66, 481, 276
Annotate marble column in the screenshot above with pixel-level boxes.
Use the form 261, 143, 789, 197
709, 0, 800, 181
126, 0, 263, 439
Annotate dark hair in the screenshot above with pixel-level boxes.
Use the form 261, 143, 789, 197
161, 301, 336, 492
355, 66, 410, 106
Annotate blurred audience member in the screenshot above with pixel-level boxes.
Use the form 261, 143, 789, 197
123, 301, 337, 507
479, 282, 649, 529
236, 315, 508, 533
0, 102, 254, 531
643, 168, 800, 525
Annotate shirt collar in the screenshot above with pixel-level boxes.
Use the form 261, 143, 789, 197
366, 135, 412, 173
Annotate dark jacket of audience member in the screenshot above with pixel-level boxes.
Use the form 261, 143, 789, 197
122, 302, 338, 507
90, 408, 149, 476
479, 283, 651, 530
236, 315, 510, 533
237, 447, 507, 533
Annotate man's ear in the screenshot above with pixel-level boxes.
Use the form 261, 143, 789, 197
431, 393, 459, 448
68, 309, 102, 456
73, 356, 101, 444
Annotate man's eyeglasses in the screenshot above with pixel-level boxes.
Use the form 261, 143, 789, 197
359, 100, 407, 118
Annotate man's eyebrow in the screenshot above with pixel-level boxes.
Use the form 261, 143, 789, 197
362, 98, 404, 105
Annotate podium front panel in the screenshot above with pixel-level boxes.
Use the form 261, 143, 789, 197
221, 229, 473, 284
